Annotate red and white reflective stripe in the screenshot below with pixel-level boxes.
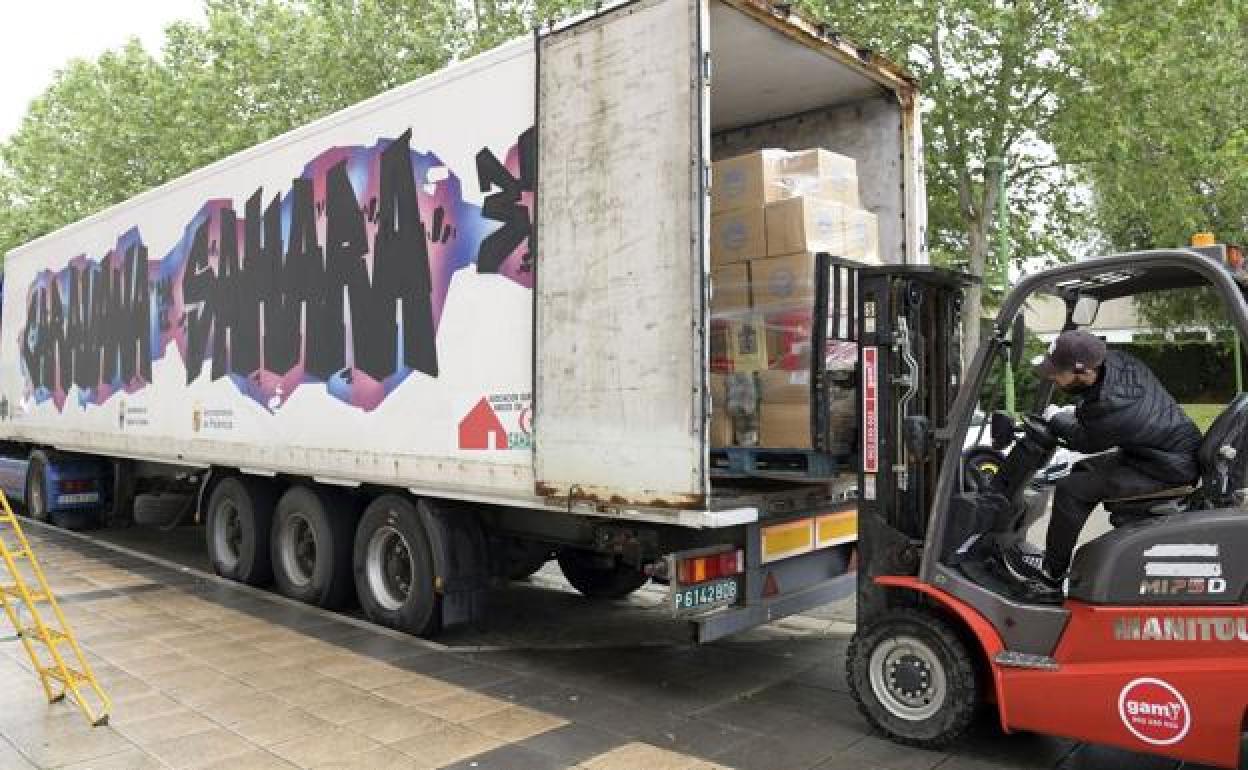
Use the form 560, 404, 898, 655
863, 346, 879, 473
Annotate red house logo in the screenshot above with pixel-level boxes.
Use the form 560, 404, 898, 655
459, 398, 509, 450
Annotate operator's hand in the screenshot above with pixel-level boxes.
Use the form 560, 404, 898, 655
1041, 404, 1068, 421
1047, 408, 1079, 441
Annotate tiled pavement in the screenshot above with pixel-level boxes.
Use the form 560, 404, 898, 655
0, 522, 1202, 769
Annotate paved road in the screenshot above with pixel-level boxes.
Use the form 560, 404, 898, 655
31, 517, 1212, 770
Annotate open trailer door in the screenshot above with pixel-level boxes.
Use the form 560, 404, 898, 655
534, 0, 709, 508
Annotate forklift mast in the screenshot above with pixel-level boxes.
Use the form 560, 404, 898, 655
855, 266, 970, 623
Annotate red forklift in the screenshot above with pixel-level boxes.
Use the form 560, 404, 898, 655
846, 246, 1248, 768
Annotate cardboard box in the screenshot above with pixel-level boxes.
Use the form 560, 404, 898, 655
770, 149, 860, 208
711, 409, 733, 446
712, 149, 861, 213
757, 369, 811, 403
709, 373, 733, 446
765, 198, 880, 262
760, 402, 812, 449
752, 252, 818, 310
762, 309, 813, 371
710, 263, 751, 318
712, 152, 769, 213
710, 207, 766, 266
709, 317, 768, 373
758, 387, 857, 450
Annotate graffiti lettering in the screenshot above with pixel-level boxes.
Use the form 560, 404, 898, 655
21, 127, 534, 413
22, 236, 150, 400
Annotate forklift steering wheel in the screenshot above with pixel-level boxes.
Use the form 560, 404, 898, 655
1021, 413, 1063, 449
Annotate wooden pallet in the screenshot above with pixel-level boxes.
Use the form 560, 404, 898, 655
709, 447, 851, 481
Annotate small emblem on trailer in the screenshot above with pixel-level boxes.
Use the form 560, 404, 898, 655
459, 393, 533, 451
1118, 677, 1190, 746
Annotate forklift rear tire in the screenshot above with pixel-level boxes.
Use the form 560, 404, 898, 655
847, 608, 980, 749
556, 549, 648, 599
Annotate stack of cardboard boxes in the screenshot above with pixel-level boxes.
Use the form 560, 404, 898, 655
709, 148, 878, 450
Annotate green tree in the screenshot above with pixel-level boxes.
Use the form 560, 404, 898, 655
797, 0, 1088, 365
0, 41, 182, 257
0, 0, 471, 258
1053, 0, 1247, 337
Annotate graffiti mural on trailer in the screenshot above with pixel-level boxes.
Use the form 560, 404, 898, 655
19, 127, 535, 414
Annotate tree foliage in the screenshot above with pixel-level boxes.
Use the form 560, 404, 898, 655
0, 41, 179, 255
797, 0, 1089, 363
1052, 0, 1248, 332
0, 0, 594, 258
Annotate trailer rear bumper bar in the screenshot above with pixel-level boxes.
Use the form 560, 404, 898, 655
690, 570, 854, 643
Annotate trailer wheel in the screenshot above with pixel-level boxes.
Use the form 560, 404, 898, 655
556, 549, 648, 599
205, 476, 276, 586
24, 452, 50, 523
272, 485, 359, 609
354, 495, 440, 636
847, 608, 981, 749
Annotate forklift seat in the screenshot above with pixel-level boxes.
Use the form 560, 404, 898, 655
1105, 393, 1248, 527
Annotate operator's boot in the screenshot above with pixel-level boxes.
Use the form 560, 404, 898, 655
1000, 541, 1062, 601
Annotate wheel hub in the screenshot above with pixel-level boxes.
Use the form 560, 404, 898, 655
213, 501, 242, 570
867, 635, 948, 722
887, 654, 932, 703
366, 524, 416, 611
281, 513, 318, 587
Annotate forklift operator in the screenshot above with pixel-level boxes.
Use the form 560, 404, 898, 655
1005, 329, 1203, 592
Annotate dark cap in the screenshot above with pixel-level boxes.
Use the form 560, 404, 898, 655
1037, 330, 1107, 378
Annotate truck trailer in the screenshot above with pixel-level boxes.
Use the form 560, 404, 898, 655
0, 0, 926, 640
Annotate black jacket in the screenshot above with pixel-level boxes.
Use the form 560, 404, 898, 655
1051, 349, 1202, 484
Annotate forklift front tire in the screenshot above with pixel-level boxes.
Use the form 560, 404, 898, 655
847, 608, 980, 749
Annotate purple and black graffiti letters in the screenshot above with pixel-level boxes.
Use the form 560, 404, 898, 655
20, 126, 534, 414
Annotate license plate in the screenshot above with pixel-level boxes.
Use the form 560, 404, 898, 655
673, 578, 738, 614
56, 493, 99, 505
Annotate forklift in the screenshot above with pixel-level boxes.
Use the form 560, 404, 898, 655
847, 245, 1248, 768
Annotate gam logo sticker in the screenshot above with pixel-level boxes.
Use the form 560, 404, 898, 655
1118, 677, 1190, 746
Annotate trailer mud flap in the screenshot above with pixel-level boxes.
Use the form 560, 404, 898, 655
417, 499, 490, 628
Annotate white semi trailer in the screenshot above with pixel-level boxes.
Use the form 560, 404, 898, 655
0, 0, 925, 639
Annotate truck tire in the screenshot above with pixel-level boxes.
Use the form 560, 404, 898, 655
556, 549, 648, 599
205, 476, 276, 586
847, 608, 981, 749
271, 485, 359, 609
354, 495, 441, 636
24, 451, 51, 523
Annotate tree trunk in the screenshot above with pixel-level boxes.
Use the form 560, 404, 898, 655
962, 223, 990, 373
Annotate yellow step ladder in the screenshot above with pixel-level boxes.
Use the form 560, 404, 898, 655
0, 490, 111, 726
